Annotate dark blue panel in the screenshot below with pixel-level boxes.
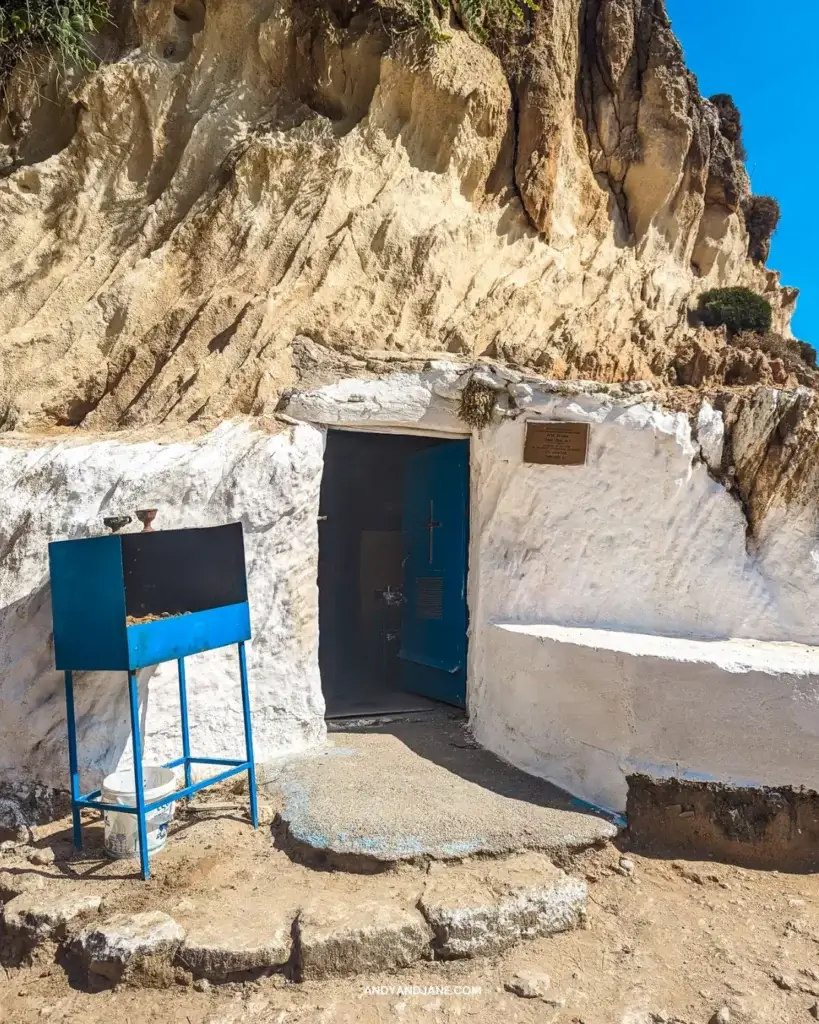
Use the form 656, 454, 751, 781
49, 537, 128, 671
400, 440, 469, 707
122, 523, 247, 616
126, 602, 251, 669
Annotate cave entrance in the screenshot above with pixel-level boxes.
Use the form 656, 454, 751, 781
318, 429, 470, 718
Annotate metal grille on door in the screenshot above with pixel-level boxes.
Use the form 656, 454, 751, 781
416, 577, 444, 620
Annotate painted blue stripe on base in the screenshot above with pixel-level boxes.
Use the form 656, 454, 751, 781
126, 602, 251, 669
570, 796, 626, 829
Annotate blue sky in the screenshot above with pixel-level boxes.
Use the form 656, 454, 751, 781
665, 0, 816, 342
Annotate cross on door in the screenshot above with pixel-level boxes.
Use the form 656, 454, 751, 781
424, 501, 441, 564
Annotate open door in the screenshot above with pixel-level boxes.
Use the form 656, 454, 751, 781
399, 440, 469, 707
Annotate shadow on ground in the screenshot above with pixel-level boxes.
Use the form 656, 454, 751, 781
262, 710, 619, 870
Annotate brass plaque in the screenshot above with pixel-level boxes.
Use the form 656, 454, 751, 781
524, 421, 590, 466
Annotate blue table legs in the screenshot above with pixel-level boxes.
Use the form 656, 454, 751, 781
238, 641, 259, 829
63, 652, 256, 879
63, 671, 82, 850
127, 670, 151, 881
177, 658, 192, 790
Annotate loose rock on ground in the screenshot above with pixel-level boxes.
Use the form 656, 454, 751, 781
504, 968, 552, 999
72, 911, 186, 988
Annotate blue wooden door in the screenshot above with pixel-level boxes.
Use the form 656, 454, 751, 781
400, 440, 469, 706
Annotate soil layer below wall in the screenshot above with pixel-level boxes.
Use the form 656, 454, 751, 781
626, 774, 819, 871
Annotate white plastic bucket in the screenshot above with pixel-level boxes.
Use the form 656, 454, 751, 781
102, 766, 177, 860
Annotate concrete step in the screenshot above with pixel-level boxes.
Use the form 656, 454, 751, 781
1, 852, 589, 987
419, 853, 588, 959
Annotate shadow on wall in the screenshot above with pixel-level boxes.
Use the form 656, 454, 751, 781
0, 577, 154, 817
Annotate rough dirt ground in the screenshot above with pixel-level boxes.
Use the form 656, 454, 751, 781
2, 797, 819, 1023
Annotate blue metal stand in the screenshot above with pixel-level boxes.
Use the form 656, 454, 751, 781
177, 658, 192, 791
63, 671, 83, 850
127, 670, 150, 881
238, 641, 259, 829
64, 643, 259, 881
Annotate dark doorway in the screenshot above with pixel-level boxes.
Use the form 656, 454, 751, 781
318, 430, 469, 718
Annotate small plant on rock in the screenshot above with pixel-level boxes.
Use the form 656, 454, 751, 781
731, 331, 818, 373
733, 330, 788, 358
742, 195, 781, 266
455, 0, 539, 38
0, 0, 110, 88
798, 341, 818, 369
399, 0, 538, 41
709, 93, 746, 161
698, 287, 772, 336
458, 376, 497, 429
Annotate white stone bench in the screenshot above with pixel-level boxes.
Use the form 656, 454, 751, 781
473, 623, 819, 815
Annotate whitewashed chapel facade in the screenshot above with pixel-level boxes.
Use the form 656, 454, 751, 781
2, 363, 819, 818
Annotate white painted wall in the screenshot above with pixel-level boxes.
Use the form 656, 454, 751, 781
5, 364, 819, 819
478, 624, 819, 813
0, 422, 327, 798
468, 393, 819, 812
287, 367, 819, 814
469, 399, 819, 644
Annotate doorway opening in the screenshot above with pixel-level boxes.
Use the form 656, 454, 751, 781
318, 429, 470, 719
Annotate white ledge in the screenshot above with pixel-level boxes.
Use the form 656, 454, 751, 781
491, 623, 819, 676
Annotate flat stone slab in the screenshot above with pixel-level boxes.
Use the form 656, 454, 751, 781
296, 898, 431, 979
177, 907, 292, 980
263, 712, 618, 864
72, 911, 185, 987
419, 852, 587, 958
2, 891, 102, 944
0, 868, 46, 900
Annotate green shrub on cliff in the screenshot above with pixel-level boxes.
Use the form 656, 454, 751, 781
0, 0, 109, 86
402, 0, 538, 40
698, 287, 773, 336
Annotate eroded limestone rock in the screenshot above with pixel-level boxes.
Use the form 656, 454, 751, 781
0, 798, 32, 846
2, 891, 102, 945
72, 911, 185, 988
178, 911, 291, 981
0, 0, 798, 433
296, 899, 431, 979
419, 853, 587, 958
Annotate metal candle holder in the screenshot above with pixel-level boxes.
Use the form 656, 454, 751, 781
135, 509, 158, 532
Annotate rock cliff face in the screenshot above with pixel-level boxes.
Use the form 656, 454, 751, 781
0, 0, 801, 434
